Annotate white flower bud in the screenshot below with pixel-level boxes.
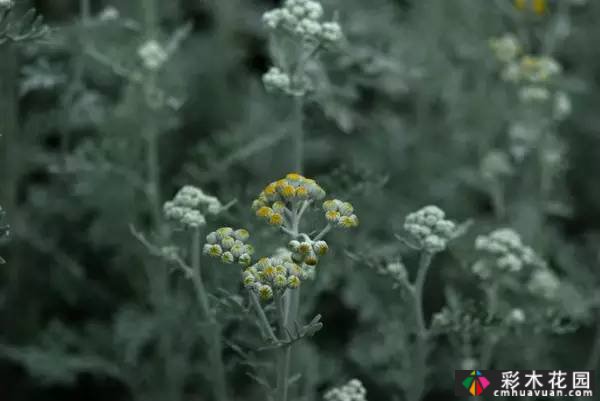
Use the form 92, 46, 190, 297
138, 40, 168, 71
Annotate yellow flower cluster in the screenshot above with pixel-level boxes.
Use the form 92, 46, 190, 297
242, 252, 312, 300
514, 0, 547, 15
252, 173, 326, 226
322, 199, 359, 228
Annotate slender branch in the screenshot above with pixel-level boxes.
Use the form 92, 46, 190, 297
250, 291, 278, 343
276, 293, 292, 401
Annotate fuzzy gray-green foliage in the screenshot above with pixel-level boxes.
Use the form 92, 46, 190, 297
1, 1, 600, 401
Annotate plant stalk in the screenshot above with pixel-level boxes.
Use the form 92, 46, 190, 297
276, 293, 291, 401
191, 228, 228, 401
410, 251, 433, 401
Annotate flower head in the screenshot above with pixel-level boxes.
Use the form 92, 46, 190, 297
404, 205, 456, 253
262, 0, 343, 45
324, 379, 367, 401
253, 173, 326, 226
321, 199, 359, 228
473, 228, 546, 279
138, 40, 168, 70
163, 185, 222, 229
204, 227, 254, 266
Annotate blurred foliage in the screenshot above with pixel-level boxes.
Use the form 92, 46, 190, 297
1, 0, 600, 400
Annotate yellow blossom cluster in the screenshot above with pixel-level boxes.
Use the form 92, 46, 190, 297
252, 173, 326, 226
322, 199, 359, 228
514, 0, 547, 15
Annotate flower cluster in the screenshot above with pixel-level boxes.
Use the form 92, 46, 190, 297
473, 228, 544, 278
138, 40, 168, 71
404, 206, 457, 253
323, 199, 359, 228
324, 379, 368, 401
489, 34, 521, 63
514, 0, 547, 15
288, 238, 329, 268
204, 227, 254, 267
262, 0, 343, 45
0, 0, 13, 9
252, 173, 326, 226
262, 66, 292, 93
163, 186, 222, 229
242, 252, 311, 300
527, 268, 560, 300
501, 53, 562, 104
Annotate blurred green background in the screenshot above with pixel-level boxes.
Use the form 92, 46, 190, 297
1, 0, 600, 400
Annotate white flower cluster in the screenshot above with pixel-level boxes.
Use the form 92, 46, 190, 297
404, 205, 457, 253
137, 40, 168, 71
204, 227, 254, 266
242, 252, 312, 301
490, 34, 521, 63
386, 261, 408, 282
262, 0, 343, 45
163, 186, 222, 229
98, 6, 119, 21
491, 34, 566, 106
527, 268, 560, 300
324, 379, 367, 401
506, 308, 526, 325
262, 66, 292, 94
473, 228, 545, 278
480, 150, 514, 181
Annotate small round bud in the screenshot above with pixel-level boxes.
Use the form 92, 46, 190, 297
221, 251, 234, 264
287, 275, 301, 289
239, 253, 252, 267
313, 240, 329, 256
258, 285, 274, 300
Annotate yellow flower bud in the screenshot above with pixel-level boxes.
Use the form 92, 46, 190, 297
256, 206, 274, 218
269, 213, 284, 225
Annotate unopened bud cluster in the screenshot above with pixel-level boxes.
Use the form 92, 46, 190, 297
263, 67, 292, 93
163, 186, 222, 229
253, 173, 326, 227
404, 205, 457, 253
323, 199, 359, 228
490, 34, 566, 107
262, 0, 343, 45
138, 40, 168, 71
527, 268, 560, 300
204, 227, 254, 266
324, 379, 368, 401
242, 253, 311, 301
473, 228, 544, 278
288, 238, 328, 269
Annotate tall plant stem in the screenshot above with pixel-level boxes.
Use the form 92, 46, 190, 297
410, 252, 433, 401
276, 293, 292, 401
191, 228, 228, 401
292, 96, 304, 174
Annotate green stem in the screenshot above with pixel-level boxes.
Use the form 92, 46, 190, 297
481, 284, 500, 368
191, 228, 228, 401
250, 291, 278, 343
410, 251, 433, 401
292, 96, 304, 174
276, 293, 291, 401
